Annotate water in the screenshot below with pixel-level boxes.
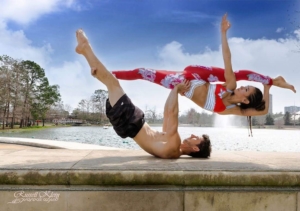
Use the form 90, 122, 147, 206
0, 126, 299, 152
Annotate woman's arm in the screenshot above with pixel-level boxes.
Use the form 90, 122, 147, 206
221, 13, 236, 91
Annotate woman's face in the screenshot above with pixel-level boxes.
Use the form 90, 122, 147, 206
234, 85, 256, 101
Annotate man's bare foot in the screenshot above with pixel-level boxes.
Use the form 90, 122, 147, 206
75, 29, 90, 54
273, 76, 296, 93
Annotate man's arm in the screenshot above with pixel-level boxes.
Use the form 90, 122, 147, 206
156, 80, 190, 158
162, 84, 179, 132
155, 86, 181, 159
221, 13, 236, 91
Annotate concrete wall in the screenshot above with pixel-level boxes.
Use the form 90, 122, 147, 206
0, 186, 299, 211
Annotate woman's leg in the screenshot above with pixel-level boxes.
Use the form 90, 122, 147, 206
184, 65, 296, 92
112, 68, 185, 89
183, 65, 273, 84
113, 65, 296, 92
272, 76, 296, 93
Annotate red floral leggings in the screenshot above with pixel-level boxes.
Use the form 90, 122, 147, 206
112, 65, 273, 89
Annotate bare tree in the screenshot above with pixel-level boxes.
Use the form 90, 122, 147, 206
0, 55, 15, 129
64, 104, 72, 116
287, 3, 300, 51
144, 106, 157, 123
91, 89, 108, 124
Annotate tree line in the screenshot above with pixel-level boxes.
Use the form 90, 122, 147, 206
70, 89, 109, 124
0, 55, 60, 129
1, 54, 297, 128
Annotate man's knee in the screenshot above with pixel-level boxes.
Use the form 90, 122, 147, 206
91, 68, 97, 76
108, 76, 122, 89
92, 67, 120, 86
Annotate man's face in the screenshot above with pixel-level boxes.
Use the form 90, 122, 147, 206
181, 134, 203, 149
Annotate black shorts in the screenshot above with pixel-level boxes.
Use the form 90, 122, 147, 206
106, 94, 145, 138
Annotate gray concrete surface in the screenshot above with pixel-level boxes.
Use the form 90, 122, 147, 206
1, 137, 300, 211
0, 137, 124, 150
0, 146, 300, 186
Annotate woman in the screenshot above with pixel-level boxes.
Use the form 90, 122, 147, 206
107, 14, 295, 134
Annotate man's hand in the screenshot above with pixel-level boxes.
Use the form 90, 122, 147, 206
176, 79, 191, 95
221, 13, 231, 33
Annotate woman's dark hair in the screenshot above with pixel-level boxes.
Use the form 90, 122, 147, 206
188, 134, 211, 158
240, 87, 265, 111
240, 87, 265, 137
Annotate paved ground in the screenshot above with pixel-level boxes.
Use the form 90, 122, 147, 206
0, 144, 299, 171
1, 137, 300, 187
0, 143, 41, 149
0, 137, 300, 172
0, 137, 123, 150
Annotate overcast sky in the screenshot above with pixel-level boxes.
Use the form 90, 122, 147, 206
0, 0, 299, 115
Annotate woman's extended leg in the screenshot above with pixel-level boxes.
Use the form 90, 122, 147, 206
184, 65, 296, 93
183, 65, 273, 84
112, 68, 185, 89
113, 65, 296, 92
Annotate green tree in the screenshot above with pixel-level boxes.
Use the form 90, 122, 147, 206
265, 114, 274, 125
19, 60, 46, 127
252, 117, 258, 126
30, 77, 61, 126
284, 111, 291, 125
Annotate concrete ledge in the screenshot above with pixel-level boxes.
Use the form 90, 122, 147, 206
1, 185, 300, 192
0, 146, 300, 186
1, 145, 300, 210
68, 170, 300, 186
1, 170, 300, 186
0, 137, 124, 150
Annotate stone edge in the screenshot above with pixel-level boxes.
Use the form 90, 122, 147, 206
1, 170, 300, 187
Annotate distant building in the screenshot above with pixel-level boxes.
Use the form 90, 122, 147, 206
268, 94, 273, 114
284, 106, 300, 114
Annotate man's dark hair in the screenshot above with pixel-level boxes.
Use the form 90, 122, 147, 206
188, 134, 211, 158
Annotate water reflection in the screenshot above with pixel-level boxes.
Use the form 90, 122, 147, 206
0, 126, 299, 152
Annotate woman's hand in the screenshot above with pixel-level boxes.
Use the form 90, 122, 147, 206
221, 13, 231, 33
176, 79, 191, 95
263, 84, 272, 90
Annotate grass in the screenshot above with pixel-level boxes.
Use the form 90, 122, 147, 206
0, 124, 70, 133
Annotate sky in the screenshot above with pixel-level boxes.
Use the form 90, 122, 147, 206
0, 0, 299, 116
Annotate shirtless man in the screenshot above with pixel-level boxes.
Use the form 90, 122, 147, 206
75, 29, 211, 159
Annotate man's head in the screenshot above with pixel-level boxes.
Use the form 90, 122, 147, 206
180, 134, 211, 158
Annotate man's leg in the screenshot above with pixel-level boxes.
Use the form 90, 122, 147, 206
75, 29, 125, 106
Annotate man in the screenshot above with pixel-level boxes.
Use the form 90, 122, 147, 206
75, 29, 211, 159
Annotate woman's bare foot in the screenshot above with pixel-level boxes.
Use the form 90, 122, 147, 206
75, 29, 91, 54
273, 76, 296, 93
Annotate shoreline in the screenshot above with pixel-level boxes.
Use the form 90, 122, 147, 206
0, 124, 299, 133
